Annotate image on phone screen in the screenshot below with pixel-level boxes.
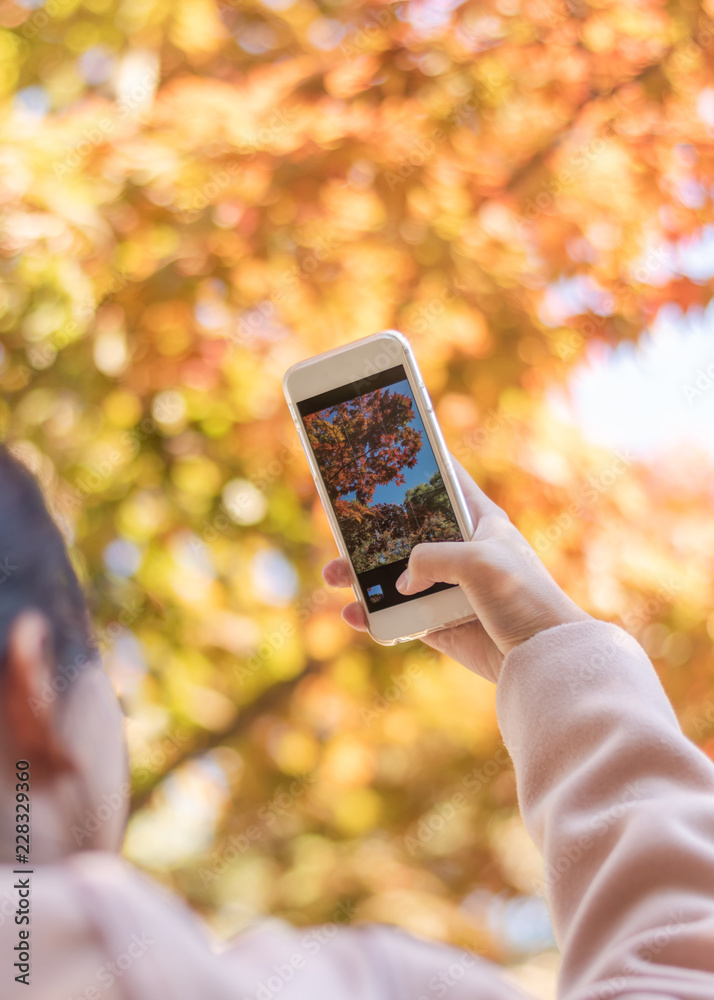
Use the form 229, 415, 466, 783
297, 365, 463, 611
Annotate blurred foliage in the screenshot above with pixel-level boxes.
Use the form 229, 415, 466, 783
1, 0, 714, 996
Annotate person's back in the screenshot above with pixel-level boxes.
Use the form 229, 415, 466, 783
2, 444, 714, 1000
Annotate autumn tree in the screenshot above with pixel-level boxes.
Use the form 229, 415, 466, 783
340, 473, 462, 573
1, 0, 713, 994
341, 501, 410, 571
404, 471, 454, 519
304, 388, 423, 520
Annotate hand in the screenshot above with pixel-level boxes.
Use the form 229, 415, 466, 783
322, 457, 591, 683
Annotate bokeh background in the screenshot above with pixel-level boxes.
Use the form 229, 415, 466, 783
2, 0, 714, 996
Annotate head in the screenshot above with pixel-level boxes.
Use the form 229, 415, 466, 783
0, 445, 128, 861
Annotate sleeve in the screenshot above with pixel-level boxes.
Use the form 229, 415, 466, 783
0, 861, 126, 1000
65, 852, 535, 1000
229, 921, 535, 1000
496, 619, 714, 1000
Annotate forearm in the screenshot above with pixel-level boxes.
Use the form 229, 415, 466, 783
496, 620, 714, 999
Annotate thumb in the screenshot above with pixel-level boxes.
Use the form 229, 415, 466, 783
396, 540, 478, 595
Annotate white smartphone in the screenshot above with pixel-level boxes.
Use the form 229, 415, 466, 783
283, 330, 477, 644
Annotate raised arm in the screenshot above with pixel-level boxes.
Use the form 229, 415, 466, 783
498, 618, 714, 1000
325, 458, 714, 1000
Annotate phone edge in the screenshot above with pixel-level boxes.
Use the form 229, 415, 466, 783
283, 330, 478, 645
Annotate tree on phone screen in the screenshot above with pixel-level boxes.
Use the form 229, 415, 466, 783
306, 388, 460, 572
303, 388, 422, 512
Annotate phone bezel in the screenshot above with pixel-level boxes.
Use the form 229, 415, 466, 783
283, 330, 477, 644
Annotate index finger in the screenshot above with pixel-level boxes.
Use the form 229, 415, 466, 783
322, 557, 352, 588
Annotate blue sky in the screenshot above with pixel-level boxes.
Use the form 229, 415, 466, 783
551, 299, 714, 462
369, 380, 442, 506
542, 222, 714, 463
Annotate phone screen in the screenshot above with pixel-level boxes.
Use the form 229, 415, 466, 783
297, 364, 462, 611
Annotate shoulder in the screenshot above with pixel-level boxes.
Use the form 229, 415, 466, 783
1, 858, 129, 1000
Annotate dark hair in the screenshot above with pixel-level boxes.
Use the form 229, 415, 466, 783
0, 445, 97, 672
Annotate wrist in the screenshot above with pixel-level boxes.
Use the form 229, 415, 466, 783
500, 605, 593, 656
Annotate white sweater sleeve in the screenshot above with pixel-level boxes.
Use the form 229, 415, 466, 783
496, 619, 714, 1000
56, 851, 533, 1000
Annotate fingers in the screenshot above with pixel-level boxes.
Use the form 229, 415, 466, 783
396, 540, 475, 595
420, 618, 502, 684
322, 557, 351, 588
326, 548, 474, 636
341, 601, 368, 631
322, 558, 368, 632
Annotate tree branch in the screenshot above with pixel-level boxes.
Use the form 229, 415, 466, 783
504, 58, 670, 197
130, 660, 322, 812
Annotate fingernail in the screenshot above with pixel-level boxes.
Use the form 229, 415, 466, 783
395, 570, 409, 593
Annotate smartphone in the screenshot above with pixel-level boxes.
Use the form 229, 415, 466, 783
283, 330, 477, 644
